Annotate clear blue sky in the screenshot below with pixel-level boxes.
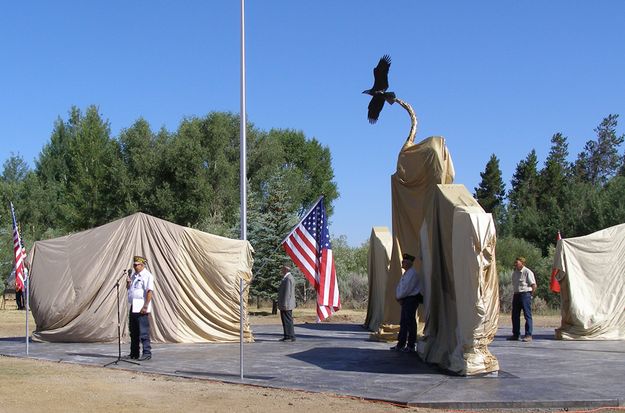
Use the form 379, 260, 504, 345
1, 1, 624, 246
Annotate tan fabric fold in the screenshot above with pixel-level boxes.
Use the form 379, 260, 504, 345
381, 134, 499, 375
419, 185, 499, 375
364, 227, 393, 332
554, 223, 625, 340
386, 136, 455, 325
28, 213, 253, 343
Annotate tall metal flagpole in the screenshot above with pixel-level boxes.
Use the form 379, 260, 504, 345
239, 0, 247, 381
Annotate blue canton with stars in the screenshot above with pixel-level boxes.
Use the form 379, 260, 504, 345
301, 198, 332, 258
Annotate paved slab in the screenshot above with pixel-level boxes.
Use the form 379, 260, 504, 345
1, 323, 624, 409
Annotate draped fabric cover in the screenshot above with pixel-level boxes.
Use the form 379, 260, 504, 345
28, 213, 254, 343
386, 137, 455, 326
553, 224, 625, 340
381, 135, 499, 375
364, 227, 393, 332
419, 185, 499, 375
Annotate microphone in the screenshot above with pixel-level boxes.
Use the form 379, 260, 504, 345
127, 269, 133, 276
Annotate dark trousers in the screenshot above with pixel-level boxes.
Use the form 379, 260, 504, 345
129, 312, 152, 357
280, 310, 295, 339
397, 294, 422, 348
15, 290, 24, 310
512, 292, 533, 338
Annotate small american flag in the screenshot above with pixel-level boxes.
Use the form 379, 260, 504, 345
10, 202, 27, 291
550, 231, 562, 293
282, 196, 340, 321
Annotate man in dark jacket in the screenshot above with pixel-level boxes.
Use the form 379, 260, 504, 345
278, 265, 296, 342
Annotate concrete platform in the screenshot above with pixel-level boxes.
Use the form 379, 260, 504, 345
1, 323, 624, 409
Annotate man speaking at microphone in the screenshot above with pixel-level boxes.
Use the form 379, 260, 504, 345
126, 255, 154, 361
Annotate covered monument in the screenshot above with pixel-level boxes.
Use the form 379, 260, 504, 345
419, 184, 499, 374
363, 133, 499, 375
27, 212, 254, 343
553, 223, 625, 340
364, 227, 393, 332
362, 95, 499, 374
366, 135, 456, 336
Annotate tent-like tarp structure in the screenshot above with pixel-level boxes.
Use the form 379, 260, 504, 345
553, 224, 625, 340
371, 135, 499, 375
419, 184, 499, 375
382, 136, 455, 329
364, 227, 392, 332
28, 212, 254, 343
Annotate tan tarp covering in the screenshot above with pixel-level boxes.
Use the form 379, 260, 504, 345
384, 136, 455, 326
419, 185, 499, 375
27, 212, 254, 343
553, 224, 625, 340
364, 227, 393, 332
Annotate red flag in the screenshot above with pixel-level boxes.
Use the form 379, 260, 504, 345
282, 196, 340, 321
10, 202, 27, 292
550, 231, 562, 293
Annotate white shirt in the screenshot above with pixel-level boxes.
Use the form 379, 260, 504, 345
512, 266, 536, 293
396, 267, 422, 300
127, 268, 155, 310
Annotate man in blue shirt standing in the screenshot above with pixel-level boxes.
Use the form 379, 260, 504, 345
507, 256, 537, 342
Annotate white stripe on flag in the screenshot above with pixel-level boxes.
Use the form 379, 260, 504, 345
292, 228, 318, 266
321, 249, 333, 306
284, 237, 317, 283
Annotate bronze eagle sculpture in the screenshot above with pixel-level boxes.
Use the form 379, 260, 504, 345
363, 54, 396, 124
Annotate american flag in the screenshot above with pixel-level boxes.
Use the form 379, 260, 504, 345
282, 196, 340, 321
10, 202, 27, 292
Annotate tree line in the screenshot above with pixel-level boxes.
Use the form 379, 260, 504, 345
0, 105, 339, 307
3, 107, 623, 312
475, 114, 625, 308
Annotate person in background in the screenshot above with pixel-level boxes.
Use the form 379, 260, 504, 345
277, 265, 296, 342
11, 267, 24, 310
507, 256, 537, 342
390, 253, 423, 353
15, 282, 24, 310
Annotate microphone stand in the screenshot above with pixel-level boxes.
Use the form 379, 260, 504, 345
99, 271, 139, 367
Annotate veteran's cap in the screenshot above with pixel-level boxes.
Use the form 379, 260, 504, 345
133, 255, 147, 264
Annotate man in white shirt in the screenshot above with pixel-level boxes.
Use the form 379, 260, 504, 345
507, 256, 537, 342
126, 255, 154, 360
390, 253, 423, 353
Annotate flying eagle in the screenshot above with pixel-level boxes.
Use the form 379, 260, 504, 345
362, 54, 396, 124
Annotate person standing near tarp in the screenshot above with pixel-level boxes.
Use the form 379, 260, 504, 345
15, 280, 24, 310
126, 255, 154, 360
507, 256, 537, 342
11, 267, 24, 310
277, 265, 296, 342
390, 253, 423, 353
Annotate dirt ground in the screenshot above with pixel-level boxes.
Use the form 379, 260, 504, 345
0, 307, 617, 413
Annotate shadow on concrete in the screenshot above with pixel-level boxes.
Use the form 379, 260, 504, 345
296, 323, 368, 333
254, 324, 366, 342
66, 352, 114, 359
493, 333, 557, 341
252, 332, 284, 342
289, 347, 441, 375
0, 336, 31, 342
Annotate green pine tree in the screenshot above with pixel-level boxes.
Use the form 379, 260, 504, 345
474, 154, 506, 227
248, 172, 298, 313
